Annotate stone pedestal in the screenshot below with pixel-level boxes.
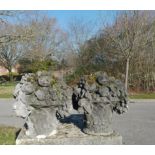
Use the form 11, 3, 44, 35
16, 124, 122, 145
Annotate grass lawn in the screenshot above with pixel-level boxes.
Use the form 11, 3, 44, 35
0, 83, 16, 98
129, 93, 155, 99
0, 127, 18, 145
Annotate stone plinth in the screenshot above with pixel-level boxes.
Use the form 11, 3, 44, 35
16, 124, 122, 145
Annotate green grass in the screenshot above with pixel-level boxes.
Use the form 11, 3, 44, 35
0, 127, 18, 145
129, 93, 155, 99
0, 83, 16, 98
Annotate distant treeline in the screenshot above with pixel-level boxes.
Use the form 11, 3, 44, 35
0, 11, 155, 92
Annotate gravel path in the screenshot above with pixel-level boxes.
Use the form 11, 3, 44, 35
0, 99, 155, 144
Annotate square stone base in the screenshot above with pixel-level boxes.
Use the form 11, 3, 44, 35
16, 124, 122, 145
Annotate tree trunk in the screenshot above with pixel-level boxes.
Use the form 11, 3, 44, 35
125, 58, 130, 92
8, 70, 13, 82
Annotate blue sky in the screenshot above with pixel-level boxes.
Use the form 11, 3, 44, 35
45, 10, 119, 31
5, 10, 119, 34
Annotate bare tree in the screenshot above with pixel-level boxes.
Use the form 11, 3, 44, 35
22, 13, 67, 62
68, 17, 97, 52
0, 11, 33, 80
103, 11, 151, 92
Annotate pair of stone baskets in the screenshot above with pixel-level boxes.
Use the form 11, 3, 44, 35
13, 71, 128, 145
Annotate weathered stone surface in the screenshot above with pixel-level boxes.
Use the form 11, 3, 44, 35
13, 71, 80, 138
13, 99, 30, 118
21, 82, 35, 95
96, 73, 109, 85
34, 89, 46, 101
16, 124, 122, 145
13, 83, 21, 97
73, 72, 128, 136
37, 71, 51, 87
13, 71, 128, 145
13, 72, 65, 138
